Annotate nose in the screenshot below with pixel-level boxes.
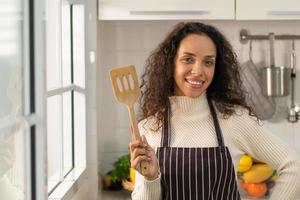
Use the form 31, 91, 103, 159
191, 62, 203, 75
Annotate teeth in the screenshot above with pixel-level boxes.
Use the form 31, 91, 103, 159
186, 79, 203, 85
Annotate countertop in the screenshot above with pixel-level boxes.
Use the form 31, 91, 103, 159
99, 189, 270, 200
99, 190, 131, 200
99, 189, 300, 200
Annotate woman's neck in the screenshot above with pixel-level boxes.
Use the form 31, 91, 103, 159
169, 93, 209, 114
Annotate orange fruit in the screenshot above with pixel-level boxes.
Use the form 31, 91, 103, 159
240, 180, 247, 190
242, 181, 268, 198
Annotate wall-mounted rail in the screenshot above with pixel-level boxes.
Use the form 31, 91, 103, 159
240, 29, 300, 44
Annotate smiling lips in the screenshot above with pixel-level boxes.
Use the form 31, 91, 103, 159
185, 78, 204, 88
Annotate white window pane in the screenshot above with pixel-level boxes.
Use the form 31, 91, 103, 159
61, 2, 71, 87
0, 119, 28, 200
47, 95, 62, 192
0, 0, 23, 118
46, 0, 62, 91
62, 92, 72, 175
74, 92, 86, 167
72, 5, 85, 88
0, 1, 21, 56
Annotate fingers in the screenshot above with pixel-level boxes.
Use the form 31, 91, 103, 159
129, 139, 147, 152
131, 155, 151, 169
129, 137, 151, 171
132, 147, 149, 159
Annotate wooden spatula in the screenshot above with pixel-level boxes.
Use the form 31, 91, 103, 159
109, 65, 148, 174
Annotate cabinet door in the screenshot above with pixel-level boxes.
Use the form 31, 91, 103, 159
236, 0, 300, 20
98, 0, 234, 20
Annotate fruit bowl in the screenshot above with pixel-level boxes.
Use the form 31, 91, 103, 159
237, 154, 277, 198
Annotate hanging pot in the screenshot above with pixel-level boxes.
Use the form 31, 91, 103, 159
262, 33, 291, 97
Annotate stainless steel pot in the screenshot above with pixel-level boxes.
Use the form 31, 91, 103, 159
262, 33, 291, 97
262, 66, 291, 96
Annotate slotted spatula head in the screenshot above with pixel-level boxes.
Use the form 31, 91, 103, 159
109, 65, 141, 107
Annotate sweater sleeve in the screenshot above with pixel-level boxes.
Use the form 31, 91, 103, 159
131, 171, 161, 200
131, 119, 162, 200
233, 112, 300, 200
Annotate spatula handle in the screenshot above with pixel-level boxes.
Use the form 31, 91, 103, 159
128, 106, 148, 175
128, 106, 140, 140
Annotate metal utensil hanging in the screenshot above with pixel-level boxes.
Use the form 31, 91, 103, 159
240, 40, 276, 120
262, 33, 291, 97
287, 40, 299, 122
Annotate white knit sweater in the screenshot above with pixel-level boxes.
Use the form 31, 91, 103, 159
132, 94, 300, 200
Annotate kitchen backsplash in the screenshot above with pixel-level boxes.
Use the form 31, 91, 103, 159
97, 20, 300, 174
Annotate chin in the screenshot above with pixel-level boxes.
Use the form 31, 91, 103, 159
185, 92, 204, 98
183, 85, 207, 98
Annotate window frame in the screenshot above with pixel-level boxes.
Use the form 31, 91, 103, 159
0, 0, 47, 199
46, 1, 87, 199
0, 0, 87, 199
27, 0, 48, 199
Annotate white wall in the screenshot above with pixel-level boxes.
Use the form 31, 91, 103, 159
70, 0, 99, 199
97, 20, 300, 176
84, 0, 99, 199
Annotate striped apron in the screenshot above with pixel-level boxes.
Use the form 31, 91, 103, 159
156, 99, 241, 200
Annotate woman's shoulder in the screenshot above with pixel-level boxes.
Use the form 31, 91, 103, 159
218, 105, 262, 126
234, 106, 260, 121
218, 106, 265, 146
232, 105, 252, 117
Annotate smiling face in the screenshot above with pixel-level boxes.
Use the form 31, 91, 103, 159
174, 33, 217, 98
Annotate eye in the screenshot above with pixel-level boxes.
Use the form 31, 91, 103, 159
204, 60, 215, 67
181, 56, 195, 64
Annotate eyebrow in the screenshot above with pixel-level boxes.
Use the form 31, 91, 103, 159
182, 52, 196, 57
205, 55, 216, 59
182, 52, 216, 58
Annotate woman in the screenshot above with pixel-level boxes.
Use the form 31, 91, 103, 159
129, 22, 300, 200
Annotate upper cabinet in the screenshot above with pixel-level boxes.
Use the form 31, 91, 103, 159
98, 0, 300, 20
236, 0, 300, 20
98, 0, 235, 20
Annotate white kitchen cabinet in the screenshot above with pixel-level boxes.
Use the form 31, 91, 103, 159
98, 0, 234, 20
236, 0, 300, 20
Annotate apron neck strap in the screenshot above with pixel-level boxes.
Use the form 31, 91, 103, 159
207, 99, 225, 147
161, 106, 171, 147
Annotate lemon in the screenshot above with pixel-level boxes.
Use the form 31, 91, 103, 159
130, 168, 135, 183
238, 154, 253, 173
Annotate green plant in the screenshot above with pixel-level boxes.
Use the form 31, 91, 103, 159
108, 154, 130, 183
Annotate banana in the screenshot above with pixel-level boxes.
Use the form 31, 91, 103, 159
242, 164, 274, 183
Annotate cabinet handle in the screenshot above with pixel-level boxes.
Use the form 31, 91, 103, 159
130, 10, 210, 15
268, 11, 300, 16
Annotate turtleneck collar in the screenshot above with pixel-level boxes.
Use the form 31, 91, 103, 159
168, 92, 209, 114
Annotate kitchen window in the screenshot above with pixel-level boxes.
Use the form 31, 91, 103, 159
0, 0, 36, 199
46, 0, 86, 195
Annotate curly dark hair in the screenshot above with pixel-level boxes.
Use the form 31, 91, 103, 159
139, 22, 255, 130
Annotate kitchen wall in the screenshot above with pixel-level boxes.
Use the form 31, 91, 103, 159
97, 20, 300, 175
70, 0, 99, 199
